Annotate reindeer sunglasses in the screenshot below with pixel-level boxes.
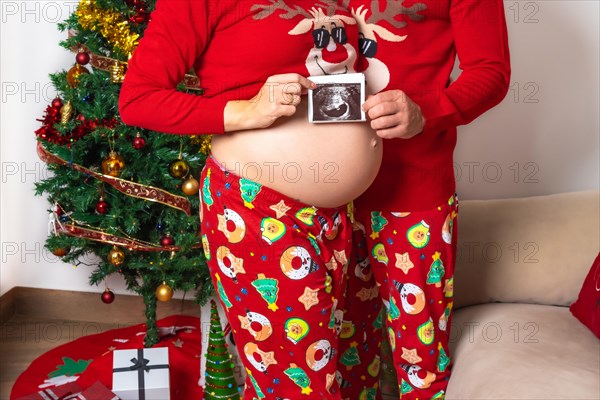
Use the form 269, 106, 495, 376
358, 33, 378, 58
312, 23, 347, 48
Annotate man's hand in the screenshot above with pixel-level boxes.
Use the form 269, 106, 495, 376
362, 90, 425, 139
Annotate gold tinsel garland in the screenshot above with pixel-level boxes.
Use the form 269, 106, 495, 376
75, 0, 139, 58
190, 135, 212, 155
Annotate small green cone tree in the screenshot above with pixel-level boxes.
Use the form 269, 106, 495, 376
203, 300, 241, 400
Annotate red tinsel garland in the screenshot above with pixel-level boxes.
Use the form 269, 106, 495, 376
34, 103, 118, 146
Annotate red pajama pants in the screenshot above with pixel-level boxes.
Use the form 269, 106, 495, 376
200, 155, 356, 399
200, 154, 457, 399
345, 194, 459, 400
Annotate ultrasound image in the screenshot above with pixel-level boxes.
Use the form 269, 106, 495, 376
311, 83, 362, 122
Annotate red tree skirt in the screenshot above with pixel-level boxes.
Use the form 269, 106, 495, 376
10, 315, 203, 399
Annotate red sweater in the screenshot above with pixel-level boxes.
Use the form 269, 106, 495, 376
119, 0, 511, 212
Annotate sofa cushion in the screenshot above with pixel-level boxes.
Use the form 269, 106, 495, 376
453, 190, 600, 310
446, 303, 600, 399
570, 252, 600, 338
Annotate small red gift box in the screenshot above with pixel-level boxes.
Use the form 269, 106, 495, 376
16, 382, 83, 400
64, 382, 120, 400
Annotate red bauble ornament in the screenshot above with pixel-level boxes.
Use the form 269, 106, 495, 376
76, 114, 86, 122
101, 289, 115, 304
132, 133, 146, 149
76, 51, 90, 65
51, 98, 63, 108
96, 198, 109, 214
160, 234, 175, 246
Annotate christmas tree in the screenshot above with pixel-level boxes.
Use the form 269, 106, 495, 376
204, 300, 241, 400
427, 252, 445, 288
33, 0, 214, 346
339, 341, 361, 371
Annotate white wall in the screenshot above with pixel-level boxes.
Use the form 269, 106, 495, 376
1, 1, 599, 296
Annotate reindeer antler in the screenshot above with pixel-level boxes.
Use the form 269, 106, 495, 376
314, 0, 351, 17
367, 0, 427, 29
251, 0, 311, 20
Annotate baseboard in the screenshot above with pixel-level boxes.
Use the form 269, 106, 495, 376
0, 287, 16, 325
1, 287, 199, 325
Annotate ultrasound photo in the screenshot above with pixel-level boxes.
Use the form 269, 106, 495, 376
308, 73, 366, 123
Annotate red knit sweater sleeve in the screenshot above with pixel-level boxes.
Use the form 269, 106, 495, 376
421, 0, 511, 134
118, 0, 224, 135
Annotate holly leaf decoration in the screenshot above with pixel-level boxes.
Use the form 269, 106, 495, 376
48, 357, 92, 378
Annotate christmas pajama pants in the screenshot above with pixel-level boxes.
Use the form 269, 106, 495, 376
343, 194, 459, 400
200, 155, 356, 399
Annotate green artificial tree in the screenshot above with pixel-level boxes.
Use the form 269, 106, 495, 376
204, 300, 241, 400
33, 0, 214, 346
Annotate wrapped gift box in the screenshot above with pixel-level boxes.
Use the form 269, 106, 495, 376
16, 382, 83, 400
112, 348, 170, 400
64, 382, 120, 400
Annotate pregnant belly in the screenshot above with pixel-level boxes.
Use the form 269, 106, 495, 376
211, 101, 383, 208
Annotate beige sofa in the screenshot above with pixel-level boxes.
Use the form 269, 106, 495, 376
380, 190, 600, 399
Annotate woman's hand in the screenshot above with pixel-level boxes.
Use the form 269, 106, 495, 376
224, 73, 316, 132
362, 90, 425, 139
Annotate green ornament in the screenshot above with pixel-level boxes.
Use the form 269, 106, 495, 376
251, 273, 279, 311
239, 178, 261, 209
400, 379, 414, 395
427, 252, 445, 287
284, 363, 313, 395
370, 211, 388, 236
373, 307, 384, 330
339, 343, 361, 370
308, 234, 321, 255
359, 386, 378, 400
245, 367, 265, 399
386, 298, 400, 321
437, 342, 450, 372
216, 273, 232, 310
202, 169, 214, 208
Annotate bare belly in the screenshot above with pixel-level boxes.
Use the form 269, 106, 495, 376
211, 101, 383, 208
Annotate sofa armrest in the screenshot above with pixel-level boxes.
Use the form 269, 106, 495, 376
453, 190, 599, 310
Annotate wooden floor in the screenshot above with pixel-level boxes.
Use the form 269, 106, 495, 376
0, 287, 198, 400
0, 287, 397, 400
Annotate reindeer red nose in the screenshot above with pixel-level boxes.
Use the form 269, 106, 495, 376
321, 41, 349, 65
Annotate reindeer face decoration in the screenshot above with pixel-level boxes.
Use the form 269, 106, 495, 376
252, 1, 359, 76
250, 1, 426, 89
351, 1, 427, 95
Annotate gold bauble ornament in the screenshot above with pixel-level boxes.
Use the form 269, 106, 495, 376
155, 281, 173, 302
108, 245, 125, 266
181, 176, 199, 195
168, 159, 190, 179
66, 64, 90, 88
102, 151, 126, 177
60, 100, 73, 125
